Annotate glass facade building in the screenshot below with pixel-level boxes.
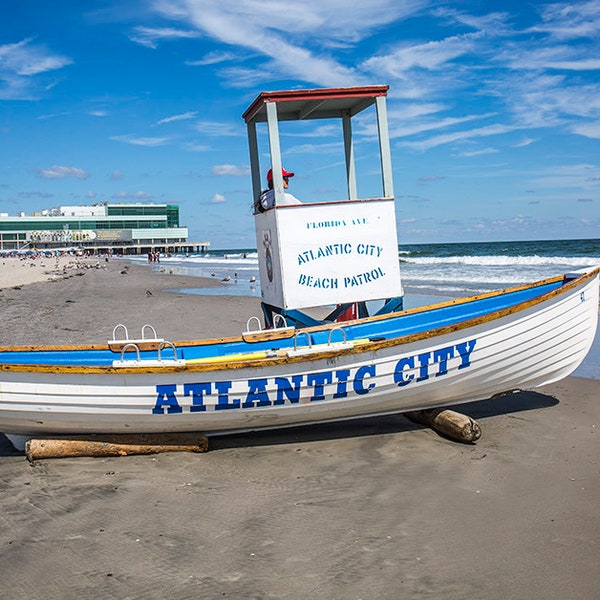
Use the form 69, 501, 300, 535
0, 203, 207, 254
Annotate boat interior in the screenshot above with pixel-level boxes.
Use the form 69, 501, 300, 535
0, 274, 576, 367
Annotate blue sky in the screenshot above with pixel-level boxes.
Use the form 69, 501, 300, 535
1, 0, 599, 248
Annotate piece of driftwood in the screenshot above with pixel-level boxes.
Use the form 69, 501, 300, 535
26, 433, 209, 461
405, 408, 482, 443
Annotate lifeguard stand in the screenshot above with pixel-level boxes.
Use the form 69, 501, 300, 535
243, 85, 403, 328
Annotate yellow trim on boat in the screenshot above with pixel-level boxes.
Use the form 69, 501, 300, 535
186, 350, 273, 364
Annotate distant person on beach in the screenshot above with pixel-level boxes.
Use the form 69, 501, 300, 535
255, 167, 301, 212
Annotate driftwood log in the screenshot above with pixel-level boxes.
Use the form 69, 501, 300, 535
26, 432, 209, 461
405, 408, 482, 443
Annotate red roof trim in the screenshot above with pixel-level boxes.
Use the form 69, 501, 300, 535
243, 85, 389, 123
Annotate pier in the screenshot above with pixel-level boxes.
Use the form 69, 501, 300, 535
80, 241, 211, 256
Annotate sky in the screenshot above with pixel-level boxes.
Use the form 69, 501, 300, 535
0, 0, 599, 248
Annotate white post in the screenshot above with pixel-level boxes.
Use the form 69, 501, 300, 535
376, 96, 394, 198
246, 121, 261, 201
343, 111, 358, 200
266, 101, 284, 205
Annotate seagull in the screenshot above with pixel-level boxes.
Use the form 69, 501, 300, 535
222, 276, 231, 282
249, 276, 256, 283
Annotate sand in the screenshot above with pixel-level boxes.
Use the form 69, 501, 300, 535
0, 256, 263, 345
0, 259, 599, 599
0, 255, 98, 288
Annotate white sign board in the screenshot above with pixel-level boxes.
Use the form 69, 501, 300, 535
255, 199, 402, 309
28, 230, 97, 243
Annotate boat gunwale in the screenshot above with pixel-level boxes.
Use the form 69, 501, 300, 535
0, 268, 597, 375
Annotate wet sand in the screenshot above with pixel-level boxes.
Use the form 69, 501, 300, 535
0, 259, 599, 599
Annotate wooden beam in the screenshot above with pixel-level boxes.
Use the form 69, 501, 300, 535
405, 408, 482, 443
26, 433, 209, 461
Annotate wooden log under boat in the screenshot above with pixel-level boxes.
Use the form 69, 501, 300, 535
405, 408, 482, 443
25, 432, 209, 461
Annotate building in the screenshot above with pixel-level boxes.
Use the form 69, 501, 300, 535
0, 203, 209, 255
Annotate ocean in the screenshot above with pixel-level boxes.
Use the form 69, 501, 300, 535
133, 238, 600, 298
128, 238, 600, 378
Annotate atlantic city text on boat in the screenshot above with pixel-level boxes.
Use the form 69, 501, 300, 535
152, 340, 477, 415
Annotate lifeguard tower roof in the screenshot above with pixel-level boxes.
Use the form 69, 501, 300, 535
243, 85, 389, 124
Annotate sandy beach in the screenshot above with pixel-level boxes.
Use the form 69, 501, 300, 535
0, 258, 599, 599
0, 256, 263, 345
0, 254, 98, 289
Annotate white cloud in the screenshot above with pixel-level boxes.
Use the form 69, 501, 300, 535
285, 141, 342, 155
185, 51, 236, 66
193, 120, 243, 137
513, 138, 537, 148
364, 32, 480, 76
184, 142, 211, 152
112, 191, 153, 199
530, 0, 600, 40
110, 134, 171, 146
0, 38, 72, 99
211, 193, 226, 203
156, 0, 427, 42
211, 164, 250, 176
282, 124, 340, 139
433, 8, 511, 34
38, 165, 89, 179
400, 123, 519, 151
0, 38, 72, 76
122, 1, 600, 159
151, 0, 430, 86
495, 44, 600, 72
481, 69, 600, 136
128, 26, 201, 49
571, 121, 600, 139
546, 58, 600, 71
458, 147, 499, 157
388, 103, 448, 120
37, 111, 72, 120
156, 111, 197, 125
387, 113, 497, 140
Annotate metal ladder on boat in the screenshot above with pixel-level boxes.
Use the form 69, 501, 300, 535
109, 324, 185, 367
